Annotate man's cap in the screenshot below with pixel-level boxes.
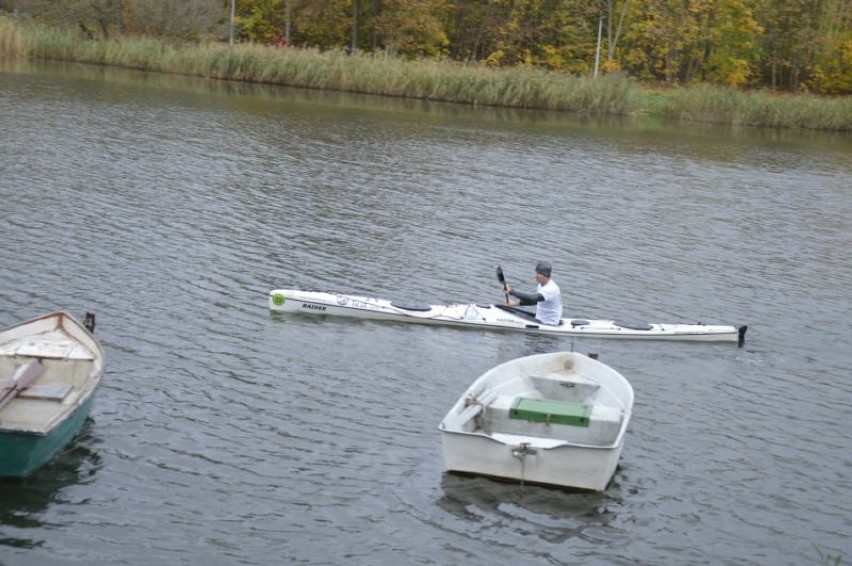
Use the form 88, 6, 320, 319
535, 261, 552, 277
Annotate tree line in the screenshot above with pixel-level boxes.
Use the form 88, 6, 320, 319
3, 0, 850, 94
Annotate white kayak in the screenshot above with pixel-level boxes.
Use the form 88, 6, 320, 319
269, 289, 747, 344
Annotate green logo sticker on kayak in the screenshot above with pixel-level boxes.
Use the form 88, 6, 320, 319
272, 293, 286, 306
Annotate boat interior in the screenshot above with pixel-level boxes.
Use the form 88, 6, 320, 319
0, 353, 96, 433
456, 370, 625, 447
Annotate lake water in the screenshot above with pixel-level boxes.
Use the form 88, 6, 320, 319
1, 60, 851, 565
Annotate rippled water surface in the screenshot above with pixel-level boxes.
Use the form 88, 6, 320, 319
1, 61, 851, 565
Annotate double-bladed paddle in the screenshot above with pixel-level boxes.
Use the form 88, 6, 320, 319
0, 360, 46, 411
497, 266, 509, 304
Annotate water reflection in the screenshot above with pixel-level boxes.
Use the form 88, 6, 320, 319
0, 421, 101, 549
489, 332, 588, 365
519, 332, 574, 356
437, 472, 616, 539
5, 59, 850, 164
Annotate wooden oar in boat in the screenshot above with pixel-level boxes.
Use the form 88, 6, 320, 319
0, 360, 46, 411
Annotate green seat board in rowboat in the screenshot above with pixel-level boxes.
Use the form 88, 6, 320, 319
509, 397, 592, 427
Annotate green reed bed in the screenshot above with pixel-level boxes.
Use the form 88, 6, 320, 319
0, 16, 638, 114
2, 16, 849, 130
0, 15, 23, 55
654, 83, 852, 131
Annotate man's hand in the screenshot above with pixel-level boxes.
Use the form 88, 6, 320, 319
501, 283, 515, 305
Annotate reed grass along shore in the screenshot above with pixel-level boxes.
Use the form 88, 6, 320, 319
1, 16, 849, 131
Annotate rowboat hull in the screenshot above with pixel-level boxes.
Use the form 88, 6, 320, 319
269, 289, 746, 344
439, 352, 634, 491
0, 312, 105, 478
441, 433, 624, 491
0, 394, 95, 477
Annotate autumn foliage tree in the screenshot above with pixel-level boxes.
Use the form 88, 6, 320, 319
4, 0, 850, 93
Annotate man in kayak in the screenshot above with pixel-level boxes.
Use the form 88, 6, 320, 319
502, 261, 563, 325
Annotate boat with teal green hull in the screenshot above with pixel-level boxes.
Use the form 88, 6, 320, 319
0, 395, 96, 477
0, 312, 104, 478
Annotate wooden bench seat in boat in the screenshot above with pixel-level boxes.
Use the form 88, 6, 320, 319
509, 397, 592, 427
484, 394, 623, 446
0, 340, 95, 360
18, 382, 74, 401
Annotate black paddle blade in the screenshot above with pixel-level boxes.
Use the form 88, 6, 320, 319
496, 266, 505, 284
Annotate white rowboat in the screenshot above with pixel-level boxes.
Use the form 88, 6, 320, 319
439, 351, 633, 491
0, 312, 105, 477
268, 289, 747, 344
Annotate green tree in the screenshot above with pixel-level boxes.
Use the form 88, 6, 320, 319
15, 0, 126, 38
233, 0, 351, 46
234, 0, 288, 43
756, 0, 825, 91
128, 0, 222, 40
601, 0, 632, 71
482, 0, 597, 72
440, 0, 506, 62
809, 0, 852, 93
289, 0, 350, 47
5, 0, 849, 93
372, 0, 448, 57
12, 0, 222, 40
702, 0, 764, 87
619, 0, 763, 86
620, 0, 686, 82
